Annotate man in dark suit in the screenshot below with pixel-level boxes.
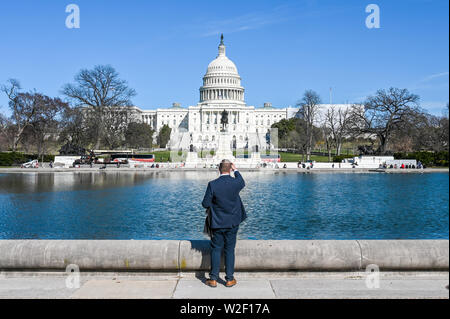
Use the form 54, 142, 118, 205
201, 159, 246, 288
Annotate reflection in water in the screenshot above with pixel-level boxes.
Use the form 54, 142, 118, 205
0, 172, 448, 240
0, 171, 223, 194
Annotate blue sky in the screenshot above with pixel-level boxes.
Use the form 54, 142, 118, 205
0, 0, 448, 115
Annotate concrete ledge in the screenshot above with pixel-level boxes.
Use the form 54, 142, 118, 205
0, 240, 179, 271
180, 240, 362, 271
0, 240, 448, 271
359, 240, 449, 270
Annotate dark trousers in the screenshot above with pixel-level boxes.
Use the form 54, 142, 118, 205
209, 225, 239, 282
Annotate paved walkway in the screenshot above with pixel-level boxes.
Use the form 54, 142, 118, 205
0, 271, 448, 299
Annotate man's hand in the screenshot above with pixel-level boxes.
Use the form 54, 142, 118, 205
231, 163, 237, 171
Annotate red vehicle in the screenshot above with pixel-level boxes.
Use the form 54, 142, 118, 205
111, 154, 155, 163
260, 154, 281, 163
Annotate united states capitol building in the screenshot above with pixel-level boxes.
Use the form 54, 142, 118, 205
129, 35, 350, 150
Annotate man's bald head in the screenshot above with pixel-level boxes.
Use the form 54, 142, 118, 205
219, 159, 232, 174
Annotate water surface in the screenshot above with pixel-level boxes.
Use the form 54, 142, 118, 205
0, 171, 448, 240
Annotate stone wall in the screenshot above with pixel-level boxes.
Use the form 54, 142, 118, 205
0, 240, 447, 271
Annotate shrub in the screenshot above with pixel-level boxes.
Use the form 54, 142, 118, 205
333, 155, 355, 163
394, 151, 449, 167
0, 152, 29, 166
0, 152, 55, 166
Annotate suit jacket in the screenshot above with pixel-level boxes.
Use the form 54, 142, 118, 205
201, 171, 247, 229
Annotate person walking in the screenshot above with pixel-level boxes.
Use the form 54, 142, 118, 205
201, 159, 246, 288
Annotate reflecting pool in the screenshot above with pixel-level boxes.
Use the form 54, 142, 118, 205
0, 171, 448, 240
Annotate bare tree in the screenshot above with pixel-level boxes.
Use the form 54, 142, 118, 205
406, 111, 448, 152
101, 108, 133, 149
321, 124, 333, 162
0, 113, 15, 150
350, 88, 420, 154
29, 94, 67, 161
441, 103, 449, 151
60, 106, 91, 148
324, 106, 353, 156
0, 79, 34, 151
297, 90, 321, 161
62, 65, 136, 149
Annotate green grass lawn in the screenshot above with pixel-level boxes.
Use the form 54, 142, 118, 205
148, 150, 334, 163
279, 152, 332, 163
151, 150, 216, 162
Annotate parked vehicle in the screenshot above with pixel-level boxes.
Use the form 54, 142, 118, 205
21, 160, 39, 168
111, 154, 155, 163
73, 155, 95, 166
260, 154, 281, 163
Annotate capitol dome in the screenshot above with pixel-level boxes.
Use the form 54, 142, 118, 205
200, 35, 245, 104
206, 56, 239, 75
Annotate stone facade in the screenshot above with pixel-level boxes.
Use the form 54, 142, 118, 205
131, 36, 352, 150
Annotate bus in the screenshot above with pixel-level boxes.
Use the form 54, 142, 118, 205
111, 154, 155, 163
260, 154, 281, 163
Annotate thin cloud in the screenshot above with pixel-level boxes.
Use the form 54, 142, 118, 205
177, 3, 356, 39
410, 71, 449, 91
422, 71, 449, 83
198, 7, 292, 38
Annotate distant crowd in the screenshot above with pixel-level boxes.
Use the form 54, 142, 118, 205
380, 161, 424, 169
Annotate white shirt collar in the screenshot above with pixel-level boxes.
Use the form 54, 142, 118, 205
220, 170, 237, 177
